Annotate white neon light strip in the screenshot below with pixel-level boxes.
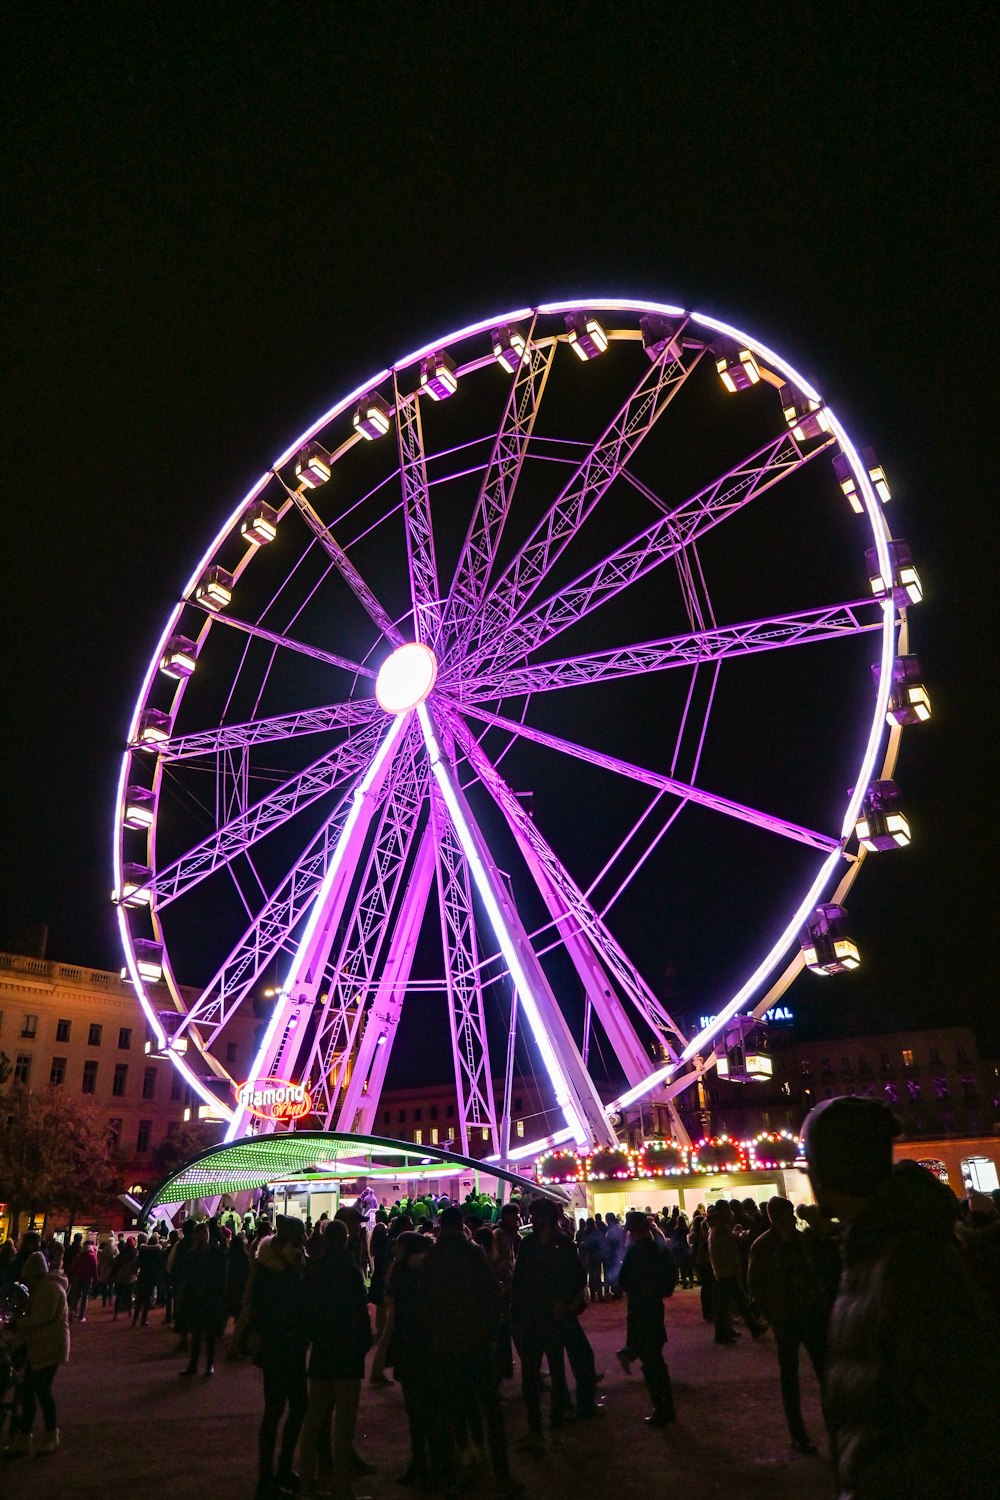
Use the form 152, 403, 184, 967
418, 704, 588, 1146
224, 712, 407, 1142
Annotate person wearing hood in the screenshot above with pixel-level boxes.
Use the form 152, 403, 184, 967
247, 1214, 309, 1499
7, 1249, 70, 1456
68, 1236, 99, 1323
803, 1095, 1000, 1499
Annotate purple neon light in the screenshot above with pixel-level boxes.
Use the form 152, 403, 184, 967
118, 294, 900, 1146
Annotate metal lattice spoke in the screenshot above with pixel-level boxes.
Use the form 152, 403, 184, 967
159, 698, 381, 761
191, 608, 375, 679
460, 600, 883, 702
441, 319, 556, 648
148, 718, 388, 908
466, 337, 704, 662
303, 735, 430, 1125
447, 711, 687, 1056
394, 379, 441, 645
429, 779, 499, 1154
285, 482, 404, 647
460, 702, 842, 854
473, 430, 834, 674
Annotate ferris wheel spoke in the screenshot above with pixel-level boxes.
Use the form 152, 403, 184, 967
472, 429, 835, 674
428, 777, 499, 1154
458, 599, 883, 703
394, 380, 442, 645
148, 716, 390, 909
420, 703, 617, 1149
225, 712, 410, 1139
466, 335, 704, 662
158, 698, 382, 762
446, 710, 687, 1062
285, 482, 405, 647
191, 608, 375, 679
296, 738, 429, 1126
459, 702, 842, 854
441, 321, 556, 648
334, 826, 437, 1136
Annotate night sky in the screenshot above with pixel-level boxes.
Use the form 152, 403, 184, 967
3, 7, 997, 1074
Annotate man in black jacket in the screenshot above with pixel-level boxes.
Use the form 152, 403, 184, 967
510, 1198, 585, 1451
299, 1220, 372, 1500
619, 1210, 678, 1426
747, 1196, 828, 1455
249, 1214, 309, 1500
804, 1096, 1000, 1498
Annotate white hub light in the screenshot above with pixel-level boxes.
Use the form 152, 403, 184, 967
375, 642, 439, 714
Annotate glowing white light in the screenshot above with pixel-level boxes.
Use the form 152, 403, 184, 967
375, 643, 438, 713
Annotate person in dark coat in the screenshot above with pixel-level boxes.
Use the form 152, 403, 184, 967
510, 1197, 586, 1450
132, 1234, 164, 1328
248, 1215, 309, 1500
618, 1210, 678, 1426
177, 1224, 227, 1376
385, 1231, 432, 1485
804, 1095, 1000, 1499
299, 1220, 372, 1499
747, 1196, 829, 1454
417, 1206, 515, 1491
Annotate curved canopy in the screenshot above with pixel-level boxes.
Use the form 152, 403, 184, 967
141, 1130, 564, 1222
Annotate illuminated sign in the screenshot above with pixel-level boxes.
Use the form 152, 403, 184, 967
698, 1005, 794, 1031
236, 1077, 312, 1122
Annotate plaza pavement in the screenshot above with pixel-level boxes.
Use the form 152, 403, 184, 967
16, 1287, 830, 1499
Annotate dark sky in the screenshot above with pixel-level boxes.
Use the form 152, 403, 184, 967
3, 5, 997, 1065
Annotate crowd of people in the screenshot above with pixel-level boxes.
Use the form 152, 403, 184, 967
2, 1098, 1000, 1499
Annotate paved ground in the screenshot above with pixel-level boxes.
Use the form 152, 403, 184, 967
12, 1288, 830, 1499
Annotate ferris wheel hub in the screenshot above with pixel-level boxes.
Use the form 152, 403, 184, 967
374, 641, 439, 714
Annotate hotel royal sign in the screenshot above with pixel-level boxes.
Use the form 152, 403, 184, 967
236, 1077, 313, 1123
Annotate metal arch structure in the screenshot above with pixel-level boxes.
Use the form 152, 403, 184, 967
114, 296, 918, 1169
138, 1131, 569, 1225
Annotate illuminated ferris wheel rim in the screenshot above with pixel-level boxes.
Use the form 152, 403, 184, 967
114, 294, 905, 1157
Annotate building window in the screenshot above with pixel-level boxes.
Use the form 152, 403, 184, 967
961, 1078, 977, 1099
170, 1073, 183, 1101
858, 1053, 870, 1074
934, 1077, 950, 1100
514, 1097, 523, 1112
414, 1108, 422, 1122
108, 1117, 123, 1147
56, 1018, 71, 1042
142, 1066, 157, 1100
929, 1047, 941, 1066
413, 1128, 423, 1145
956, 1047, 969, 1065
225, 1042, 238, 1065
397, 1110, 406, 1124
516, 1119, 525, 1138
800, 1059, 812, 1076
49, 1056, 67, 1087
14, 1053, 32, 1085
820, 1057, 832, 1075
136, 1120, 152, 1153
902, 1049, 914, 1067
446, 1104, 454, 1119
940, 1111, 953, 1134
382, 1111, 390, 1126
841, 1055, 852, 1075
82, 1060, 98, 1094
430, 1127, 439, 1144
112, 1064, 128, 1097
118, 1027, 132, 1050
429, 1106, 438, 1121
88, 1024, 103, 1047
884, 1083, 899, 1103
20, 1014, 38, 1039
481, 1126, 490, 1143
907, 1080, 921, 1100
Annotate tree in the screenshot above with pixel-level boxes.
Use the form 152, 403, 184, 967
0, 1083, 122, 1236
150, 1119, 221, 1182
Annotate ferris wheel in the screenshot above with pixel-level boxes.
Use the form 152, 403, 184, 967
113, 297, 923, 1163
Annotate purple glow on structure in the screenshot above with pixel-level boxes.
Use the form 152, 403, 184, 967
117, 293, 903, 1156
